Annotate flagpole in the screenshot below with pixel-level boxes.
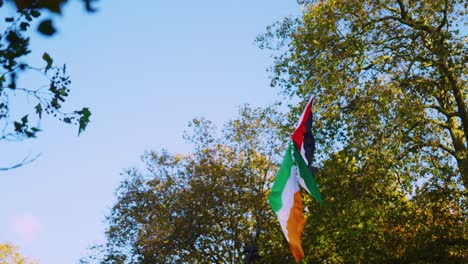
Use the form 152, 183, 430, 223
245, 201, 269, 264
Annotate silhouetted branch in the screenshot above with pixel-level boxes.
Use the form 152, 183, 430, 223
0, 153, 41, 171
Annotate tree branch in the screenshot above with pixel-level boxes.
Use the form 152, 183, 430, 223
425, 104, 459, 118
437, 60, 468, 146
429, 119, 451, 129
436, 142, 456, 156
396, 0, 407, 19
437, 0, 449, 32
0, 153, 41, 171
375, 1, 437, 34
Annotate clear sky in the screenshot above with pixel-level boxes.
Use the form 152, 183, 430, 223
0, 1, 301, 263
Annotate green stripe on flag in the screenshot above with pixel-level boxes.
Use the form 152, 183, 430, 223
292, 143, 322, 204
269, 144, 293, 213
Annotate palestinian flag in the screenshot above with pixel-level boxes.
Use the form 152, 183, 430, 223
291, 95, 316, 173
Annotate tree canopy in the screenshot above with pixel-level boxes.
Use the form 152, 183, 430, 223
0, 243, 36, 264
85, 104, 468, 263
302, 148, 467, 262
4, 0, 98, 35
84, 1, 468, 262
258, 0, 468, 191
255, 0, 468, 262
81, 105, 297, 263
0, 0, 93, 170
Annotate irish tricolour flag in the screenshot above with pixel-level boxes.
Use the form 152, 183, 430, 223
269, 95, 322, 262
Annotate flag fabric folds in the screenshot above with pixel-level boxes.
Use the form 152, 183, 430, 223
269, 144, 306, 262
291, 95, 316, 171
269, 95, 321, 263
292, 141, 322, 204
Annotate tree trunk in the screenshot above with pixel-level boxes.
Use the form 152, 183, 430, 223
456, 155, 468, 191
447, 117, 468, 190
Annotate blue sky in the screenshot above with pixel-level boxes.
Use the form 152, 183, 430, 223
0, 1, 301, 263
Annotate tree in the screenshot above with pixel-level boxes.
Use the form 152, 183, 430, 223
302, 148, 468, 263
0, 243, 36, 264
81, 105, 297, 263
258, 0, 468, 191
0, 1, 94, 170
82, 104, 467, 263
256, 0, 468, 262
6, 0, 98, 13
3, 0, 98, 36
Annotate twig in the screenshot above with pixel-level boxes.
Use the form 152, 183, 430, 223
0, 153, 41, 171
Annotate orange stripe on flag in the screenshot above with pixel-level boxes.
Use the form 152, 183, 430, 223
286, 191, 306, 262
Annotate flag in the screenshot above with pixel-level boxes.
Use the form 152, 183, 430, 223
292, 140, 322, 204
269, 143, 306, 262
291, 95, 320, 199
291, 95, 316, 171
269, 95, 321, 262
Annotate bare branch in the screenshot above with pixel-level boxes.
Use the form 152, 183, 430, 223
0, 153, 41, 172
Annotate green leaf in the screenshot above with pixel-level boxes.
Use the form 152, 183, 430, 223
21, 115, 28, 125
25, 130, 35, 138
14, 121, 22, 132
24, 14, 32, 22
51, 98, 59, 109
19, 22, 30, 31
37, 19, 56, 36
30, 10, 41, 18
5, 17, 14, 22
77, 107, 91, 135
42, 52, 53, 73
35, 104, 43, 119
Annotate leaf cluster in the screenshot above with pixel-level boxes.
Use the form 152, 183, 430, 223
302, 148, 467, 263
0, 243, 36, 264
1, 0, 98, 36
0, 3, 91, 168
258, 0, 468, 193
